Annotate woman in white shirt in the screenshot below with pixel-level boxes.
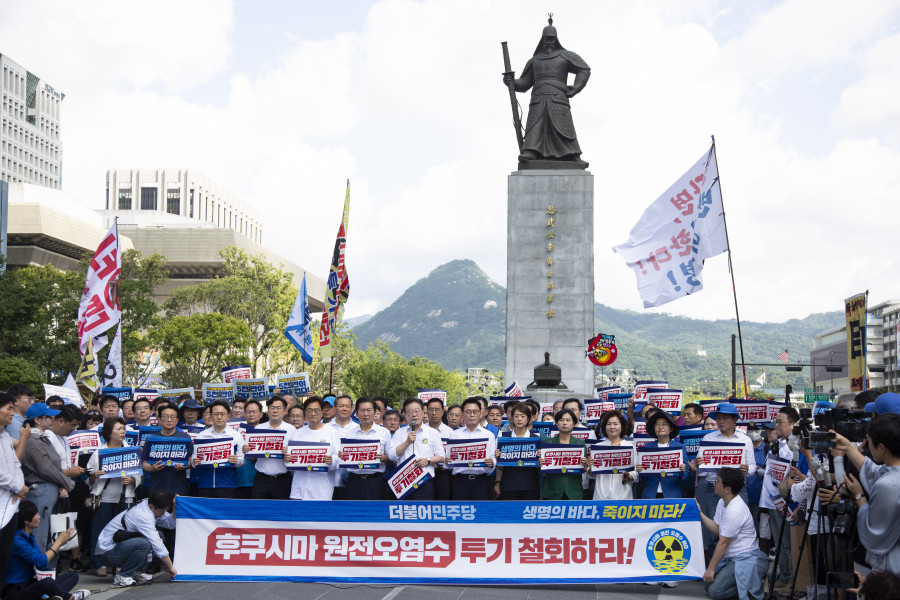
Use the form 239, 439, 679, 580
592, 410, 636, 501
86, 418, 141, 576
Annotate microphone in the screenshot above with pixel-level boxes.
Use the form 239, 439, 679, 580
29, 483, 39, 490
788, 435, 800, 467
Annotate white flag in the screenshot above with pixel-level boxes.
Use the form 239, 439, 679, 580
102, 324, 123, 388
756, 372, 766, 386
77, 222, 122, 354
613, 145, 727, 308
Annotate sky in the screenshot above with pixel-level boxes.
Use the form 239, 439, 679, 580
3, 0, 900, 324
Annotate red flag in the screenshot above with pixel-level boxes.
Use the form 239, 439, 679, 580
77, 222, 121, 355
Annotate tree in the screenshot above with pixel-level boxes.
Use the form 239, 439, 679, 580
0, 355, 45, 392
307, 320, 360, 395
149, 313, 253, 388
163, 247, 295, 377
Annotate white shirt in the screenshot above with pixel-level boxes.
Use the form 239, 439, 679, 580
96, 499, 174, 557
790, 474, 829, 535
714, 495, 759, 558
0, 430, 25, 527
592, 440, 636, 501
341, 423, 392, 474
48, 433, 71, 470
432, 422, 453, 437
388, 424, 444, 478
87, 442, 143, 502
288, 425, 340, 500
251, 421, 296, 476
760, 438, 793, 510
329, 419, 357, 487
703, 430, 756, 483
195, 426, 245, 466
448, 425, 497, 476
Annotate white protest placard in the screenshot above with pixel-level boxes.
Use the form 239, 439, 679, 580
632, 433, 655, 451
243, 428, 287, 459
589, 445, 636, 475
277, 372, 311, 397
540, 444, 585, 474
765, 455, 791, 483
67, 430, 101, 465
646, 389, 683, 414
571, 427, 592, 442
596, 385, 621, 400
637, 448, 683, 475
286, 441, 330, 471
633, 381, 667, 403
338, 439, 382, 470
43, 383, 84, 408
222, 365, 252, 384
134, 388, 159, 403
731, 401, 772, 425
386, 456, 431, 499
417, 389, 447, 406
539, 402, 555, 417
193, 437, 237, 468
445, 438, 490, 468
202, 382, 235, 404
159, 387, 194, 405
235, 378, 268, 400
697, 440, 745, 472
584, 399, 614, 425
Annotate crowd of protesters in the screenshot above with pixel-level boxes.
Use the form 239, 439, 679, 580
2, 382, 899, 600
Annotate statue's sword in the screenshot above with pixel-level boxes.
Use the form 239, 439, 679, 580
501, 41, 524, 153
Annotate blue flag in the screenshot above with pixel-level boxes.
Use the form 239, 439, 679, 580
285, 274, 314, 364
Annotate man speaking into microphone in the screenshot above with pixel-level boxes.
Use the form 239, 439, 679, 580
388, 398, 445, 500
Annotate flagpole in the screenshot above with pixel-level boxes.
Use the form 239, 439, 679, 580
711, 136, 750, 399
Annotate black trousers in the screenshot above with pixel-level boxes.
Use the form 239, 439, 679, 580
433, 469, 452, 500
405, 478, 435, 500
6, 572, 79, 600
451, 474, 492, 500
345, 473, 386, 500
0, 516, 17, 593
500, 489, 540, 500
198, 487, 236, 499
251, 473, 292, 499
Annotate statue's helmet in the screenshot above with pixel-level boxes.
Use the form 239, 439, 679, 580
542, 25, 557, 37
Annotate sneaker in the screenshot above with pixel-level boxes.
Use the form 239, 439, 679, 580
95, 566, 107, 577
113, 573, 135, 587
70, 559, 87, 572
71, 590, 91, 600
133, 571, 154, 582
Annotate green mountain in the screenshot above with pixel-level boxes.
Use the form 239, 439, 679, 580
351, 260, 844, 392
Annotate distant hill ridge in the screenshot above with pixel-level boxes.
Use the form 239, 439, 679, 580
350, 259, 843, 390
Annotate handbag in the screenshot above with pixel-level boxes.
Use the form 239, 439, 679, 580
49, 511, 79, 552
111, 506, 145, 544
85, 478, 109, 511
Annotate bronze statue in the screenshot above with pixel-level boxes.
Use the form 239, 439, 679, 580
502, 16, 590, 169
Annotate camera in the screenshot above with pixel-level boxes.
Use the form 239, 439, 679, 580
826, 498, 858, 537
814, 407, 870, 443
826, 571, 859, 589
793, 413, 835, 452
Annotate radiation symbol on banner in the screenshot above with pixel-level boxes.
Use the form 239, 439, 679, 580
586, 333, 617, 366
646, 529, 691, 574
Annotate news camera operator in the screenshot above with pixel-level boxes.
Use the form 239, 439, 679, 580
831, 412, 900, 575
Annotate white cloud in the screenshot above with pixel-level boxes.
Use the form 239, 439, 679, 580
5, 0, 900, 326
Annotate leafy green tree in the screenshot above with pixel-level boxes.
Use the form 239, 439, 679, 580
163, 247, 295, 377
307, 320, 360, 395
0, 355, 45, 391
149, 313, 253, 388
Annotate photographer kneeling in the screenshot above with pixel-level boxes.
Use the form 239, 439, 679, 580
94, 491, 177, 587
698, 467, 768, 600
832, 412, 900, 575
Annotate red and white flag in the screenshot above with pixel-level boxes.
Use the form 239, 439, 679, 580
77, 222, 121, 355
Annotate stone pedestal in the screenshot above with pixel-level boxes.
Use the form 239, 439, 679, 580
505, 170, 595, 397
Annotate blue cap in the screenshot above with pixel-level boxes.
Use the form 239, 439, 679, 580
322, 394, 336, 406
26, 403, 61, 419
711, 402, 739, 419
864, 392, 900, 415
180, 397, 201, 410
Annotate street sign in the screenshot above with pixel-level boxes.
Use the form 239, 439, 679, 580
804, 392, 831, 403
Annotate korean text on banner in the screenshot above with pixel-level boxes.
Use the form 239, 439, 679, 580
730, 400, 772, 425
134, 389, 158, 403
845, 293, 868, 392
277, 373, 311, 397
677, 427, 711, 462
596, 386, 621, 400
541, 444, 585, 474
585, 400, 614, 425
44, 384, 84, 408
338, 439, 381, 470
386, 456, 431, 500
235, 378, 268, 400
697, 441, 745, 472
646, 390, 682, 415
158, 388, 194, 405
243, 428, 287, 459
445, 438, 490, 468
496, 437, 541, 468
590, 445, 635, 475
98, 447, 142, 479
637, 448, 682, 475
145, 436, 192, 466
417, 389, 447, 405
633, 381, 667, 403
77, 222, 121, 354
613, 145, 727, 308
67, 430, 101, 465
194, 438, 238, 469
202, 382, 236, 404
765, 456, 791, 483
222, 366, 252, 383
286, 441, 330, 472
173, 497, 704, 584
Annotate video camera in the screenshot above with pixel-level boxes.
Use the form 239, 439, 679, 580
814, 407, 869, 443
826, 498, 858, 537
794, 408, 835, 453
